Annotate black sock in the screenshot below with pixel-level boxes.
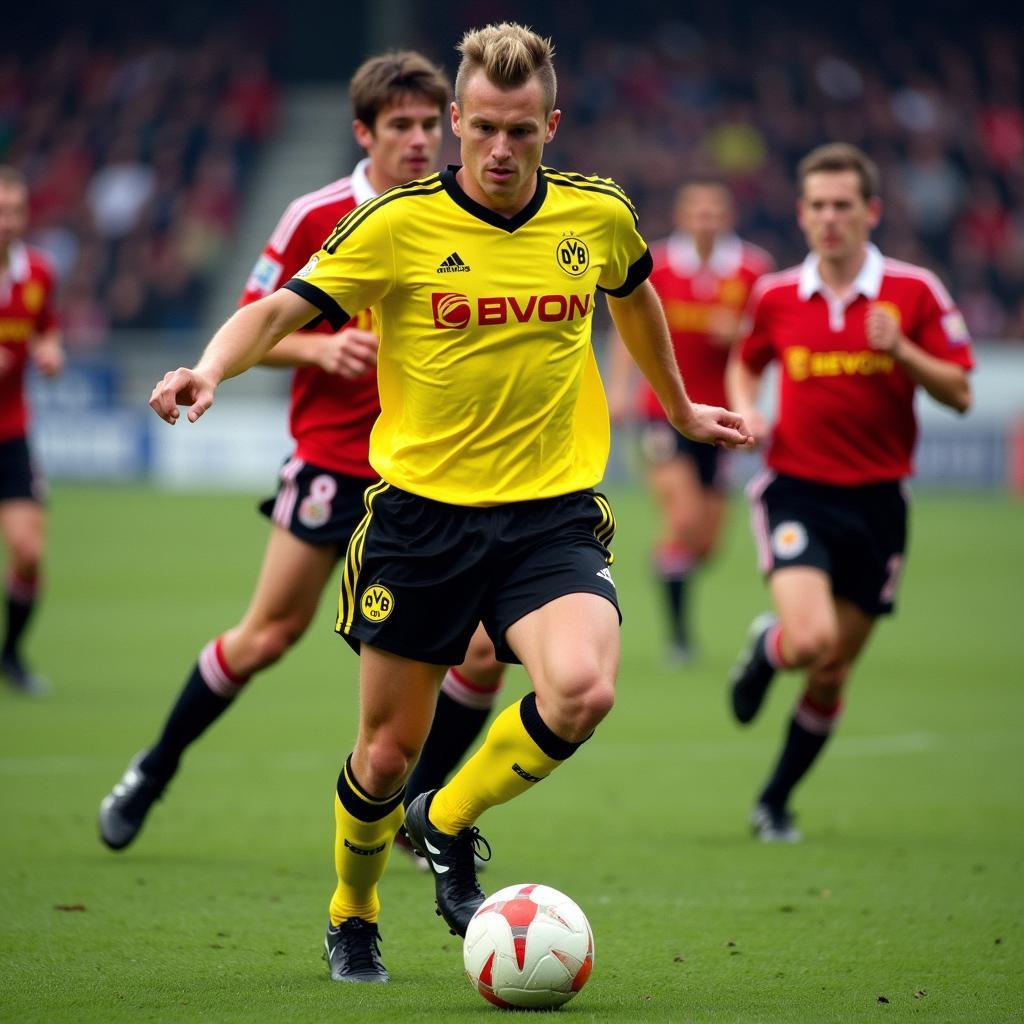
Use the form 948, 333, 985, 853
405, 689, 491, 806
759, 701, 838, 810
140, 663, 234, 783
663, 574, 690, 647
2, 593, 35, 664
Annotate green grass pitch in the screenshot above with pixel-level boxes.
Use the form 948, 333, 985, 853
1, 483, 1021, 1022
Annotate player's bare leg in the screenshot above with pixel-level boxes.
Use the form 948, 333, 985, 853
751, 592, 876, 841
326, 646, 441, 980
407, 593, 619, 936
730, 565, 834, 725
652, 456, 725, 661
396, 623, 505, 868
0, 499, 47, 695
99, 526, 337, 850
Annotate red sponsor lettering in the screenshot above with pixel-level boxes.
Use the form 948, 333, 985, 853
431, 292, 591, 328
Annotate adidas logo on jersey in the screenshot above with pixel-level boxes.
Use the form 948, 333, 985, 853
437, 251, 471, 274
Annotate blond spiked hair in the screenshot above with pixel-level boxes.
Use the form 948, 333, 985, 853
455, 22, 557, 113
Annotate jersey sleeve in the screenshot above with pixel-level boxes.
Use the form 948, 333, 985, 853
283, 205, 395, 332
238, 197, 322, 308
909, 275, 975, 371
35, 259, 59, 334
738, 281, 778, 373
597, 190, 653, 298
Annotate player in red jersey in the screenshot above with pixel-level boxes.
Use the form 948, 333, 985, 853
725, 143, 973, 842
99, 52, 505, 852
0, 166, 64, 696
609, 179, 771, 660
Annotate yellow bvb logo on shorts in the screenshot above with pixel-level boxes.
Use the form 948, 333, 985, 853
360, 585, 395, 622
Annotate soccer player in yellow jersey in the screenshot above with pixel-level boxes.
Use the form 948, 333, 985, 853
149, 23, 753, 983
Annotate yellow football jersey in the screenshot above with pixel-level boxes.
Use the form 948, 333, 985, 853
285, 166, 652, 506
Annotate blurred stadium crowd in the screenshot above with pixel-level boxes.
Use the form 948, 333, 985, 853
2, 31, 277, 347
3, 3, 1022, 346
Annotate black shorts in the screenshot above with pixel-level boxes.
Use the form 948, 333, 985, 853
336, 484, 620, 666
747, 471, 908, 617
638, 418, 725, 491
259, 456, 374, 550
0, 436, 45, 503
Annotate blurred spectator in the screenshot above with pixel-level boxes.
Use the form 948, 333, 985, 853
0, 29, 277, 350
87, 136, 156, 239
3, 7, 1022, 343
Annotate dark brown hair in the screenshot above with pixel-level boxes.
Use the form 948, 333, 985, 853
349, 51, 449, 130
798, 143, 880, 201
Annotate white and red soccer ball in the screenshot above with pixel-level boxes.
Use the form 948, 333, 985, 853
463, 883, 594, 1009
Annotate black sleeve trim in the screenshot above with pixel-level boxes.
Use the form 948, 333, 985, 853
283, 279, 350, 331
598, 247, 653, 298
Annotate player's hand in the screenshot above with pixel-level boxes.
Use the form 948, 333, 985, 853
317, 328, 379, 378
865, 303, 902, 355
676, 403, 756, 450
149, 368, 217, 425
32, 340, 65, 377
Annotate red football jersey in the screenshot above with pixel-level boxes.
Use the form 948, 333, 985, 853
240, 159, 379, 477
739, 244, 975, 485
640, 233, 772, 414
0, 242, 58, 442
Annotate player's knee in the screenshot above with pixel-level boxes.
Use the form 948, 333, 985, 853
361, 737, 414, 793
9, 537, 42, 575
785, 623, 836, 667
240, 620, 304, 672
549, 673, 615, 738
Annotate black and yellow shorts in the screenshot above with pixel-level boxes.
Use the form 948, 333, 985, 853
336, 483, 619, 665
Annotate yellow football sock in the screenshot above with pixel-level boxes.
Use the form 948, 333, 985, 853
328, 756, 404, 926
429, 694, 583, 835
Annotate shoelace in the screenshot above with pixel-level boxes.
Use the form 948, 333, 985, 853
335, 922, 383, 973
445, 827, 492, 902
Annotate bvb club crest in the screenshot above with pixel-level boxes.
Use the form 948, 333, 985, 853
360, 584, 395, 622
556, 234, 589, 277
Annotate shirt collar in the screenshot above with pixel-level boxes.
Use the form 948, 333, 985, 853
351, 158, 377, 204
3, 241, 30, 283
666, 231, 743, 277
798, 242, 884, 301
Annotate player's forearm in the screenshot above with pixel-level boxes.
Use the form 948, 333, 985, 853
605, 330, 638, 408
606, 282, 692, 423
259, 331, 322, 369
725, 351, 762, 415
894, 338, 972, 414
195, 294, 312, 384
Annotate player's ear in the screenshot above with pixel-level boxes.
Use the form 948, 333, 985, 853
867, 196, 883, 230
352, 119, 374, 150
450, 101, 462, 138
544, 108, 561, 144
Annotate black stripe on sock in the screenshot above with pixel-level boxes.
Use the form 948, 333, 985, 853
336, 755, 405, 822
519, 693, 586, 762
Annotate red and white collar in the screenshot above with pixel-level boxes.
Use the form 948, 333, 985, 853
666, 231, 744, 277
797, 242, 884, 302
351, 158, 378, 205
